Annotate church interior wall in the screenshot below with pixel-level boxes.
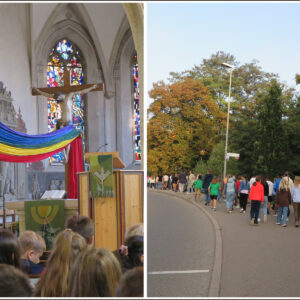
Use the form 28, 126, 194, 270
0, 3, 142, 204
0, 4, 37, 135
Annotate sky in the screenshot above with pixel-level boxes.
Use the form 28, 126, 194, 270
147, 1, 300, 106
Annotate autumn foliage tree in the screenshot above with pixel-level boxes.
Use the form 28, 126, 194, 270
147, 78, 226, 174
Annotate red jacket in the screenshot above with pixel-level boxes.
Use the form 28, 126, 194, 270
249, 182, 264, 202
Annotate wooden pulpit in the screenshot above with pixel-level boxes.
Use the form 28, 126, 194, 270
78, 152, 143, 251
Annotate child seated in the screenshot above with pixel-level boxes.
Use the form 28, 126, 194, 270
18, 231, 46, 275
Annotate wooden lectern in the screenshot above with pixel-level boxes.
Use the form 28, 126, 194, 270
78, 152, 143, 251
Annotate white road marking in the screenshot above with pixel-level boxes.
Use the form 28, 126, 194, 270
148, 270, 209, 275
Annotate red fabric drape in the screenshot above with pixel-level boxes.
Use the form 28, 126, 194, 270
68, 136, 84, 199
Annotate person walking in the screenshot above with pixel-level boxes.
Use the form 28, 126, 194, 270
172, 174, 178, 192
187, 170, 196, 194
163, 174, 169, 190
238, 175, 250, 213
208, 176, 221, 211
272, 174, 282, 216
178, 170, 186, 193
192, 175, 203, 203
203, 169, 213, 206
224, 175, 237, 213
235, 175, 241, 209
291, 176, 300, 227
249, 176, 264, 225
266, 177, 274, 215
275, 177, 291, 227
150, 175, 155, 189
261, 176, 269, 223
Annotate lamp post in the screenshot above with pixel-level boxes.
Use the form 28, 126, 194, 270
222, 62, 234, 182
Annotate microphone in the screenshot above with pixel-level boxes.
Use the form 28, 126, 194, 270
96, 143, 108, 152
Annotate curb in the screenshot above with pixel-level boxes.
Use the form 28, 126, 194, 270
148, 189, 222, 297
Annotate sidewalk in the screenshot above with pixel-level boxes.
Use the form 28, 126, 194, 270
150, 188, 300, 297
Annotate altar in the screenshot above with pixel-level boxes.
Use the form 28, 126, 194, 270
6, 153, 143, 251
6, 199, 78, 234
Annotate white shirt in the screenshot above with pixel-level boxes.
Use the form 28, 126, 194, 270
292, 184, 300, 203
250, 177, 256, 188
266, 180, 274, 196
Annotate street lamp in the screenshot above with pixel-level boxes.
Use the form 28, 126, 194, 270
222, 62, 234, 182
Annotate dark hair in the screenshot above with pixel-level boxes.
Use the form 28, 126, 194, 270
0, 229, 21, 268
260, 175, 266, 186
253, 176, 261, 186
198, 175, 202, 180
65, 215, 94, 244
121, 235, 144, 273
116, 266, 143, 297
0, 264, 32, 297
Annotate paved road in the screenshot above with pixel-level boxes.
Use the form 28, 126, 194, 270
147, 190, 215, 297
203, 196, 300, 297
148, 189, 300, 297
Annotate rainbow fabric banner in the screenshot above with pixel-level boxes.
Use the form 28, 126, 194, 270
0, 122, 80, 163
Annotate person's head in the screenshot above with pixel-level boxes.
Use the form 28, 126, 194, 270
68, 247, 122, 297
279, 177, 289, 191
18, 231, 46, 264
34, 229, 87, 297
65, 215, 95, 245
294, 176, 300, 188
198, 175, 202, 180
124, 223, 144, 241
252, 176, 260, 186
211, 176, 218, 184
0, 264, 32, 297
116, 266, 143, 297
260, 175, 266, 185
0, 229, 21, 268
207, 169, 212, 174
284, 171, 290, 178
123, 235, 144, 271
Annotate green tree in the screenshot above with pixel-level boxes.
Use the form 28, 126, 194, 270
251, 80, 288, 177
147, 78, 226, 174
169, 51, 280, 120
193, 159, 207, 176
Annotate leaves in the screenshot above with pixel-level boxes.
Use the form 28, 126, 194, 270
148, 78, 226, 174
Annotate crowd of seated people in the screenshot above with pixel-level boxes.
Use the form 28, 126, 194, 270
0, 216, 144, 297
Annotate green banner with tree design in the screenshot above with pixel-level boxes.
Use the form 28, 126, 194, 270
90, 154, 114, 198
24, 200, 65, 250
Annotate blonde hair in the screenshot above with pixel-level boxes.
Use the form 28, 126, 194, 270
67, 247, 122, 297
279, 177, 289, 191
125, 223, 144, 241
34, 229, 87, 297
18, 231, 46, 256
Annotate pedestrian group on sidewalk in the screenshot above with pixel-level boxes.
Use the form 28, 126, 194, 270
147, 170, 300, 227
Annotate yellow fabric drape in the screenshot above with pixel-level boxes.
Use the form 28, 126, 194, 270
0, 137, 76, 156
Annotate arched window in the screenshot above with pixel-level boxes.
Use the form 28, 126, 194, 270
132, 53, 141, 162
47, 39, 85, 164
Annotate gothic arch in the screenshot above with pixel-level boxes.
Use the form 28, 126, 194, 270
112, 22, 137, 167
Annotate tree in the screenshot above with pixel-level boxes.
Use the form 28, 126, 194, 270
285, 95, 300, 176
232, 80, 289, 178
169, 51, 282, 121
147, 78, 226, 174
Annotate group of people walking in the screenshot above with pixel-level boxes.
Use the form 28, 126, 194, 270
149, 170, 300, 227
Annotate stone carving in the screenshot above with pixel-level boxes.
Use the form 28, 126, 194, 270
0, 82, 27, 206
32, 173, 40, 200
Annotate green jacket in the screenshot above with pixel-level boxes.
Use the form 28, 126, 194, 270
192, 179, 203, 190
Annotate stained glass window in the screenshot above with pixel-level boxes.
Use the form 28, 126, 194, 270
47, 39, 85, 164
132, 53, 141, 161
